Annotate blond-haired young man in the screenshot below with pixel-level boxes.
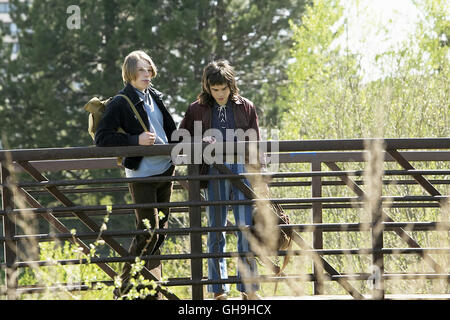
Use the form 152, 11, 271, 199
96, 50, 176, 299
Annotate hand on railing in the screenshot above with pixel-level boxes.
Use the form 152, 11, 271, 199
138, 131, 156, 146
202, 136, 216, 144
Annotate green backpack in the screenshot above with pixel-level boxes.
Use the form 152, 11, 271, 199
84, 94, 148, 166
83, 94, 148, 141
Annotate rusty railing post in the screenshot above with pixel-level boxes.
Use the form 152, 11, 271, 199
1, 162, 18, 300
187, 163, 203, 299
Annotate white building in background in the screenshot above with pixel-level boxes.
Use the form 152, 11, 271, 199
0, 0, 19, 55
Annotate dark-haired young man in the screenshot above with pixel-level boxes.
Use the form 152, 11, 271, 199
179, 60, 261, 300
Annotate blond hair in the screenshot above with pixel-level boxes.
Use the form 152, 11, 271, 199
122, 50, 158, 86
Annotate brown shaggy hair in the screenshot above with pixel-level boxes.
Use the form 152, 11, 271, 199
198, 59, 240, 106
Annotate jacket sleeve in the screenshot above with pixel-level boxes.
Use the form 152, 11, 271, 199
248, 102, 261, 141
247, 101, 267, 171
95, 97, 140, 147
178, 104, 194, 136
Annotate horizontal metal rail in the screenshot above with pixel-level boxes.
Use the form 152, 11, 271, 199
0, 195, 447, 217
6, 169, 450, 189
21, 178, 450, 196
4, 273, 449, 296
0, 222, 448, 243
1, 138, 449, 161
2, 247, 449, 270
1, 201, 441, 220
9, 150, 450, 173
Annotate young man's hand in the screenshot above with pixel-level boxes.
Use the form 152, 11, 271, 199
139, 131, 156, 145
202, 136, 216, 144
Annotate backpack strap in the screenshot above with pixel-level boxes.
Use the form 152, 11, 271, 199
116, 94, 149, 132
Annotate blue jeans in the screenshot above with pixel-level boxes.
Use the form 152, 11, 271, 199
205, 163, 259, 293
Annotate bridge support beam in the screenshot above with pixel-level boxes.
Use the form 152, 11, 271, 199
188, 164, 203, 300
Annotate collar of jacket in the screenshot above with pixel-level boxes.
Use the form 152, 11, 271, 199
207, 95, 243, 108
206, 96, 247, 131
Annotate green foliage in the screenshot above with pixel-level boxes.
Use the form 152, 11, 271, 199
279, 0, 449, 140
0, 0, 308, 151
18, 241, 118, 300
268, 0, 450, 296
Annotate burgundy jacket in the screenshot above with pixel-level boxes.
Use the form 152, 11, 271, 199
179, 96, 261, 139
179, 96, 261, 187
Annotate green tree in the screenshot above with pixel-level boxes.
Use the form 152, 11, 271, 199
0, 0, 308, 150
1, 0, 136, 148
275, 0, 449, 295
278, 0, 449, 140
278, 0, 360, 139
138, 0, 309, 126
0, 0, 309, 248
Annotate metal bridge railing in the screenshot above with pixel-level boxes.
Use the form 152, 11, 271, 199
0, 138, 449, 300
